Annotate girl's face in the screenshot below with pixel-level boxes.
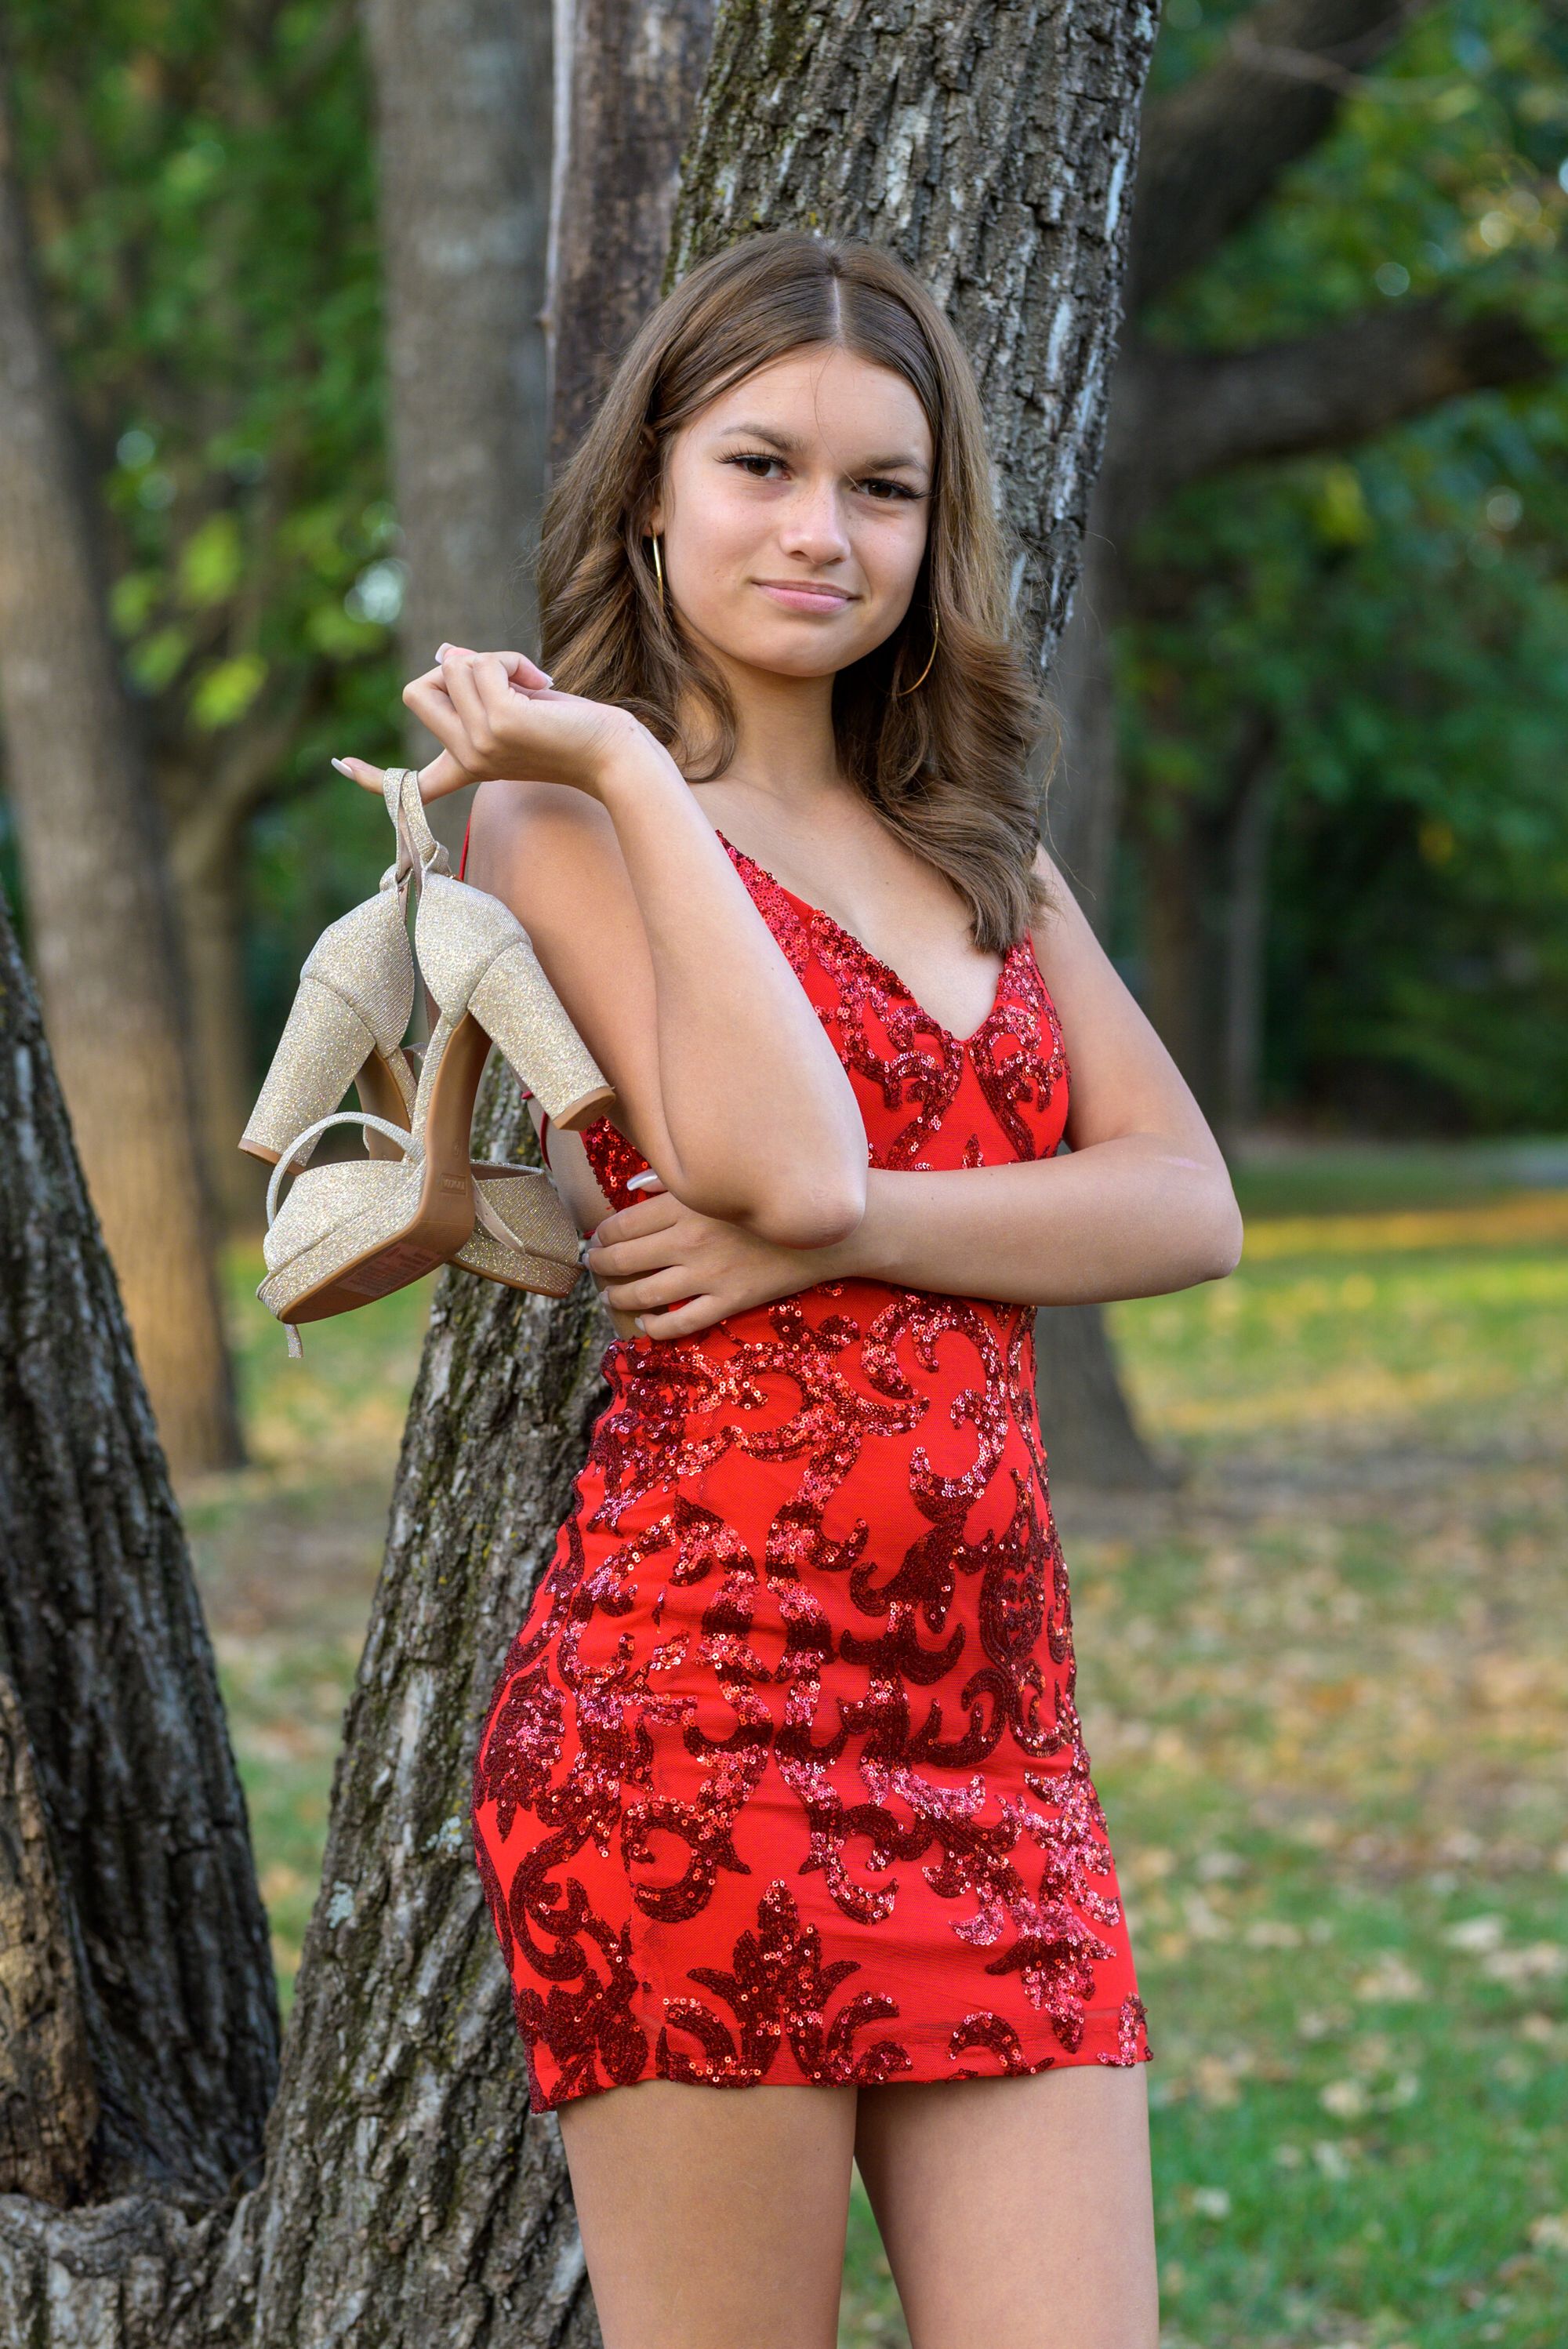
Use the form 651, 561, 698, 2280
648, 343, 934, 683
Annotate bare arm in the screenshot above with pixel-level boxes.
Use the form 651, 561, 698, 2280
585, 847, 1243, 1330
789, 847, 1243, 1302
466, 714, 868, 1249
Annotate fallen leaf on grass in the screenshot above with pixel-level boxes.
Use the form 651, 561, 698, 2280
1442, 1913, 1508, 1952
1479, 1941, 1566, 1983
1354, 1953, 1425, 1999
1244, 1918, 1304, 1948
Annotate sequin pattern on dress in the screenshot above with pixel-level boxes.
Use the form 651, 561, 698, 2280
470, 830, 1152, 2110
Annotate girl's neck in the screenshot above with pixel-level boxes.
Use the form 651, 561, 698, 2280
677, 663, 846, 818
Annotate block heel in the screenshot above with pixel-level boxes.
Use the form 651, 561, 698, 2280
240, 880, 416, 1167
241, 978, 380, 1165
468, 941, 616, 1133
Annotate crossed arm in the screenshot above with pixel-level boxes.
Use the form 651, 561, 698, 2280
556, 834, 1243, 1338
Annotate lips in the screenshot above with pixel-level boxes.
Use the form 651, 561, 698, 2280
753, 580, 855, 612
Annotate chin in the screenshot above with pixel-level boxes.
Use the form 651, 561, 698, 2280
739, 624, 875, 680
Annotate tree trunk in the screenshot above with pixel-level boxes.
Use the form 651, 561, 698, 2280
169, 846, 265, 1231
158, 709, 318, 1227
0, 899, 601, 2343
670, 0, 1154, 673
1033, 488, 1174, 1489
546, 0, 717, 470
1220, 719, 1276, 1147
0, 60, 242, 1476
1034, 1291, 1178, 1493
1132, 700, 1281, 1143
361, 0, 556, 863
1139, 801, 1211, 1099
0, 891, 278, 2231
1044, 482, 1124, 935
0, 1654, 99, 2210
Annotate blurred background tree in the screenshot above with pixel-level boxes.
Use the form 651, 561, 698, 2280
1065, 0, 1568, 1145
1, 0, 403, 1230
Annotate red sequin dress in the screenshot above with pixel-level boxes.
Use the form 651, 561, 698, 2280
470, 829, 1151, 2112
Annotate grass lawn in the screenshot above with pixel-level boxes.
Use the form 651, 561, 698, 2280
185, 1148, 1568, 2349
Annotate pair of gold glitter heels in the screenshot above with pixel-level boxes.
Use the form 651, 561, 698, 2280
241, 768, 615, 1352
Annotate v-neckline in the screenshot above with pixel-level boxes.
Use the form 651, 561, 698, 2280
714, 827, 1017, 1050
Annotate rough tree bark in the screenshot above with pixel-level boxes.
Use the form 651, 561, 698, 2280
0, 60, 243, 1476
361, 0, 556, 862
0, 861, 602, 2344
670, 0, 1156, 666
547, 0, 718, 468
0, 887, 277, 2242
0, 0, 1160, 2334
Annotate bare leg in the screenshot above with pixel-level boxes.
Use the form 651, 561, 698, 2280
853, 2064, 1158, 2349
557, 2079, 860, 2349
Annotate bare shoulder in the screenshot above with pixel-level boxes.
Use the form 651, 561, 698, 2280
1025, 842, 1101, 991
464, 776, 619, 904
463, 777, 651, 963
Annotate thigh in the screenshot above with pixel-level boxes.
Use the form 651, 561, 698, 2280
852, 2064, 1158, 2349
557, 2079, 859, 2349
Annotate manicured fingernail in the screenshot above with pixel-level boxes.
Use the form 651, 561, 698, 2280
626, 1171, 662, 1191
633, 1316, 647, 1333
436, 642, 451, 658
330, 757, 353, 775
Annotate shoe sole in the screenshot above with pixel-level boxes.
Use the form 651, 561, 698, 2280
260, 1009, 493, 1325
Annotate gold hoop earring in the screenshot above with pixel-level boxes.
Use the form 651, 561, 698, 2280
650, 532, 666, 607
897, 608, 938, 695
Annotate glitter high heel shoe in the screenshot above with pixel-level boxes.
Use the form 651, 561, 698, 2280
356, 1040, 590, 1299
239, 858, 417, 1171
244, 769, 615, 1164
254, 769, 615, 1346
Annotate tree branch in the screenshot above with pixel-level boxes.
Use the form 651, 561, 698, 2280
165, 693, 321, 889
1131, 0, 1433, 312
1109, 296, 1552, 520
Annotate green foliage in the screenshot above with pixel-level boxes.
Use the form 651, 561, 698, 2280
1123, 0, 1568, 1131
5, 0, 408, 1000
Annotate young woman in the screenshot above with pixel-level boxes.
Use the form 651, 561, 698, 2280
342, 232, 1241, 2349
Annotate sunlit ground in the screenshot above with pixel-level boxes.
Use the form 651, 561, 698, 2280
183, 1147, 1568, 2349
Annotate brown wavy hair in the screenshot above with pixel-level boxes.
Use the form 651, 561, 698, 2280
537, 231, 1055, 951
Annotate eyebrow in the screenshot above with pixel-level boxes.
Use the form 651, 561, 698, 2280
719, 420, 930, 476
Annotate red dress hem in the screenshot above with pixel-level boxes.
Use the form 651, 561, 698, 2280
513, 1971, 1152, 2115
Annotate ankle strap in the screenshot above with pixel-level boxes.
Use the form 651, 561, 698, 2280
383, 767, 450, 894
266, 1109, 423, 1229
